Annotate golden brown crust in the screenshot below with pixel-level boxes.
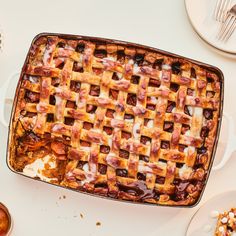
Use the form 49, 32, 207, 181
9, 35, 222, 206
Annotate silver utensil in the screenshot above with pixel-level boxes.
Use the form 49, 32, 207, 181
217, 4, 236, 42
214, 0, 231, 22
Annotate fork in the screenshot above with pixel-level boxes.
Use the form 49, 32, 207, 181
214, 0, 232, 22
217, 4, 236, 41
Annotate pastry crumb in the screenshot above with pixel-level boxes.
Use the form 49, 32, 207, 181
59, 195, 66, 200
96, 221, 101, 226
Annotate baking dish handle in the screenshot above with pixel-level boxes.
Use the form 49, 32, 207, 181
0, 72, 19, 127
213, 112, 236, 171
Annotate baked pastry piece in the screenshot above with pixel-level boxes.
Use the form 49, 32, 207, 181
215, 208, 236, 235
9, 34, 222, 206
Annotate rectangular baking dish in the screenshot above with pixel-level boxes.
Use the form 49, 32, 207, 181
6, 33, 224, 207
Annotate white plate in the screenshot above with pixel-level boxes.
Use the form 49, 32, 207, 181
186, 190, 236, 236
185, 0, 236, 54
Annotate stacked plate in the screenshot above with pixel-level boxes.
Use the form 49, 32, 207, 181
185, 0, 236, 55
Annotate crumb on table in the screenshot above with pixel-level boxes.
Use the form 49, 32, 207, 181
59, 195, 66, 200
96, 222, 101, 226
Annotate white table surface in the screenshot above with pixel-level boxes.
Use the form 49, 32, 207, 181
0, 0, 236, 235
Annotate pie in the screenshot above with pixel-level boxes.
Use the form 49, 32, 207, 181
8, 34, 223, 206
215, 208, 236, 235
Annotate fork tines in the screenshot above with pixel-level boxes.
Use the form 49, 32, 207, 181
214, 0, 231, 22
217, 9, 236, 41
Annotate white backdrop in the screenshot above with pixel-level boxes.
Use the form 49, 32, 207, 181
0, 0, 236, 235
